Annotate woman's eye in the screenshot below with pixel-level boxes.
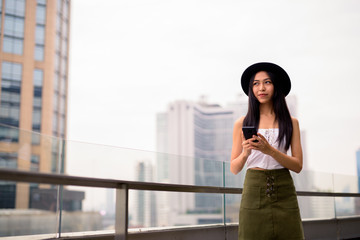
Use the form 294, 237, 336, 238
265, 81, 272, 84
253, 82, 259, 86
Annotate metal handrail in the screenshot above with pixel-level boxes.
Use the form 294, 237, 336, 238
1, 168, 360, 197
1, 168, 359, 197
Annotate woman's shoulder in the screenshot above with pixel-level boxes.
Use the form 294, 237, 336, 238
291, 117, 300, 128
234, 116, 245, 128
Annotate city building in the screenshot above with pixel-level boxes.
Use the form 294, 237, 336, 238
156, 97, 245, 226
0, 0, 71, 209
132, 160, 156, 228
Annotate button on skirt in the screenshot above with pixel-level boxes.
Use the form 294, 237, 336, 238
238, 168, 304, 240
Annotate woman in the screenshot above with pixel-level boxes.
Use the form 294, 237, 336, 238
230, 62, 304, 240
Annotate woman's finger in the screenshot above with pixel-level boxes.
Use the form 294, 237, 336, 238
256, 133, 267, 142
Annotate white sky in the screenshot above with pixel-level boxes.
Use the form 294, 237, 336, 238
67, 0, 360, 176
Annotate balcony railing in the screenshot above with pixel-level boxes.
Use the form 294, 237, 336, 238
1, 123, 360, 239
1, 168, 360, 240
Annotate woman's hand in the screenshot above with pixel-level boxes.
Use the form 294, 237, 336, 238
249, 133, 274, 156
241, 132, 253, 157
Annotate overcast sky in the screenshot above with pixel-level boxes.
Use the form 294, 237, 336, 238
67, 0, 360, 176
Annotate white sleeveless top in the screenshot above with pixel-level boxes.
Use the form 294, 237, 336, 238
246, 128, 287, 170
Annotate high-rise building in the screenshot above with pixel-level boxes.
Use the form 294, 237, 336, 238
156, 98, 244, 225
133, 160, 156, 228
0, 0, 71, 209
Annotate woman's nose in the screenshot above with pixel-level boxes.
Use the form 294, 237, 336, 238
260, 83, 265, 90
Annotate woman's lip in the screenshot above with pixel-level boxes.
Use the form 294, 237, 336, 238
258, 94, 267, 97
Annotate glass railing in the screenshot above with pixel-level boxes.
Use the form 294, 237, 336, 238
0, 123, 359, 238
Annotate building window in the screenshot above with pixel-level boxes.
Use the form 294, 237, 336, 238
0, 62, 22, 135
34, 45, 44, 61
0, 125, 19, 143
52, 112, 58, 136
61, 57, 67, 77
0, 152, 17, 169
34, 1, 46, 61
0, 152, 17, 209
0, 1, 2, 34
33, 69, 43, 86
59, 114, 65, 137
3, 36, 23, 55
30, 155, 40, 172
0, 184, 16, 209
37, 0, 46, 5
3, 0, 25, 55
36, 4, 46, 24
54, 54, 60, 72
5, 0, 26, 17
35, 25, 45, 44
32, 69, 43, 145
4, 15, 24, 37
59, 95, 65, 115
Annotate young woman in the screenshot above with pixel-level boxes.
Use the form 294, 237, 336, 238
230, 62, 304, 240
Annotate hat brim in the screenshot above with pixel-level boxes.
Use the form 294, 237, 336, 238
241, 62, 291, 96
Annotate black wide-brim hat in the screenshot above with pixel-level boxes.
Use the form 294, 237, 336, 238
241, 62, 291, 96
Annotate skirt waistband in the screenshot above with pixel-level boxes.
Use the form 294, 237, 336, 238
247, 168, 290, 177
244, 168, 293, 188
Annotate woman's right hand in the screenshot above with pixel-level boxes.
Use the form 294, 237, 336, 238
241, 132, 253, 157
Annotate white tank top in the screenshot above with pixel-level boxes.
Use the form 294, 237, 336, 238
246, 128, 287, 170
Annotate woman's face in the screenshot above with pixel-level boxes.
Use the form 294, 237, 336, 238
252, 71, 274, 104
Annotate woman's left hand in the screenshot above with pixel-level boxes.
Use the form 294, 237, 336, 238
249, 133, 274, 156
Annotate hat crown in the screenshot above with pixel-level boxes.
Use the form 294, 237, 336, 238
240, 62, 291, 96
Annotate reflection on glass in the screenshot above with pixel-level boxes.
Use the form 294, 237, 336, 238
60, 186, 105, 234
0, 182, 59, 238
129, 190, 224, 229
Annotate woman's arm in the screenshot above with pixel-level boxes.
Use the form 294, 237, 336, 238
230, 117, 252, 175
251, 118, 303, 173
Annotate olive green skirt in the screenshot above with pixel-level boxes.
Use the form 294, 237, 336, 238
239, 168, 304, 240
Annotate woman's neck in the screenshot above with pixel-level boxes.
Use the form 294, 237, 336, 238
259, 101, 274, 116
258, 102, 277, 128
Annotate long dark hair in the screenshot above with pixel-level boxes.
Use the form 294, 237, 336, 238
243, 71, 293, 150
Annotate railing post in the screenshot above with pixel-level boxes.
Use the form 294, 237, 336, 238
56, 138, 65, 238
115, 184, 128, 240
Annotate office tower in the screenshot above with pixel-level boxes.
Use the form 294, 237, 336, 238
156, 98, 244, 225
0, 0, 71, 209
133, 160, 156, 227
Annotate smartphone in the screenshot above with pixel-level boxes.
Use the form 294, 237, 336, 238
242, 126, 259, 142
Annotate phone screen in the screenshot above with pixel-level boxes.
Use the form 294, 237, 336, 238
242, 126, 259, 142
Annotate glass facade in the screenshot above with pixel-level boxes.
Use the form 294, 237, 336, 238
2, 0, 25, 55
193, 108, 233, 211
0, 183, 16, 209
0, 151, 17, 209
0, 61, 22, 142
0, 152, 17, 169
32, 69, 43, 144
34, 0, 46, 61
0, 1, 2, 33
53, 0, 69, 138
30, 154, 40, 172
